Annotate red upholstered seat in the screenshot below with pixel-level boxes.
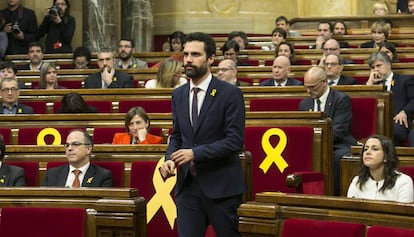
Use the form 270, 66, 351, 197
353, 75, 369, 84
0, 128, 11, 144
93, 127, 125, 144
17, 127, 83, 145
5, 161, 39, 186
46, 161, 123, 187
400, 166, 414, 185
239, 59, 259, 66
53, 100, 113, 113
0, 207, 86, 237
366, 225, 414, 237
249, 98, 302, 111
351, 98, 377, 141
280, 218, 365, 237
237, 78, 254, 86
293, 59, 312, 65
245, 126, 322, 196
118, 100, 172, 113
21, 101, 47, 114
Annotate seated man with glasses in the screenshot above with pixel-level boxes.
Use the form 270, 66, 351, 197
42, 129, 112, 187
299, 67, 356, 195
217, 59, 250, 86
0, 78, 33, 114
318, 39, 352, 67
115, 38, 147, 69
324, 54, 358, 85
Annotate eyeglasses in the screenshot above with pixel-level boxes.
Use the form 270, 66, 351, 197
324, 62, 339, 67
1, 87, 18, 93
217, 67, 233, 72
64, 142, 90, 148
323, 48, 338, 52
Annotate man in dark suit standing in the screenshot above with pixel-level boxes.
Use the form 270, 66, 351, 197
83, 48, 134, 89
0, 78, 33, 114
0, 135, 25, 186
324, 54, 358, 85
366, 52, 414, 146
42, 130, 112, 187
160, 32, 245, 237
299, 67, 356, 195
260, 56, 303, 86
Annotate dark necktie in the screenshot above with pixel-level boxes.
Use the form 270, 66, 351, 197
192, 87, 200, 129
328, 80, 335, 85
316, 99, 322, 112
72, 170, 81, 188
277, 83, 282, 87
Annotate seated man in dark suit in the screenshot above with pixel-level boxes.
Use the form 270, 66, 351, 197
19, 41, 44, 71
42, 129, 112, 187
0, 78, 33, 114
0, 135, 25, 186
310, 21, 349, 50
299, 67, 356, 195
324, 54, 358, 85
217, 59, 250, 86
83, 48, 134, 89
260, 56, 302, 86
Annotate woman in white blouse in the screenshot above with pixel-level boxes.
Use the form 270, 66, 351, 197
145, 58, 187, 88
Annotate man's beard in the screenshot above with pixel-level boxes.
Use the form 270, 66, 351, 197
120, 52, 132, 60
184, 62, 208, 80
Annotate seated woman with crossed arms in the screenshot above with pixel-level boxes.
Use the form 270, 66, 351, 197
112, 106, 164, 144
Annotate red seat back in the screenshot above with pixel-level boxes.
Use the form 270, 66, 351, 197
366, 225, 414, 237
351, 98, 377, 141
21, 101, 47, 114
249, 98, 302, 111
93, 127, 125, 144
17, 127, 83, 145
0, 207, 86, 237
53, 100, 112, 113
245, 126, 314, 196
5, 161, 39, 186
280, 218, 365, 237
118, 100, 172, 113
0, 128, 11, 144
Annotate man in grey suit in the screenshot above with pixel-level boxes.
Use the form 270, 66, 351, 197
260, 56, 302, 86
299, 67, 356, 195
115, 38, 147, 69
0, 78, 33, 114
83, 48, 134, 88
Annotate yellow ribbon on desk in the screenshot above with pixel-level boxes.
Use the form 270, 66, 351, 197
36, 128, 61, 145
259, 128, 289, 173
146, 157, 177, 229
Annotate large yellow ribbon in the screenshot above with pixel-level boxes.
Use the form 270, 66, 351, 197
146, 157, 177, 229
36, 128, 61, 145
259, 128, 289, 173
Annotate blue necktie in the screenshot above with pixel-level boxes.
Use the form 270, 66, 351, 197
192, 87, 200, 129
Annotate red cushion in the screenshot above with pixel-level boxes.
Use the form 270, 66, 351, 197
21, 101, 47, 114
53, 100, 112, 113
367, 225, 414, 237
93, 127, 125, 144
0, 207, 85, 237
0, 128, 11, 144
281, 218, 365, 237
239, 59, 259, 66
4, 161, 39, 186
17, 127, 84, 145
351, 98, 377, 141
118, 100, 172, 113
245, 126, 314, 196
249, 98, 302, 112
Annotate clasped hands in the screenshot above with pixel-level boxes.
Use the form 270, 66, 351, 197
159, 149, 194, 180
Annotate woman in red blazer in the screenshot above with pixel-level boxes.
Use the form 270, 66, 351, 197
112, 106, 164, 144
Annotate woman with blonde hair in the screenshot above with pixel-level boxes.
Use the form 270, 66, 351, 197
373, 2, 388, 15
37, 62, 66, 89
145, 58, 187, 88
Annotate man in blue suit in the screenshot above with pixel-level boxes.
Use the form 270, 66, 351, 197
160, 32, 246, 237
260, 55, 302, 86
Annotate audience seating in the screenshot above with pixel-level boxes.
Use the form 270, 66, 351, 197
118, 100, 172, 113
366, 225, 414, 237
92, 127, 125, 144
53, 100, 113, 113
46, 161, 124, 187
0, 128, 11, 144
5, 161, 39, 186
0, 207, 86, 237
17, 127, 84, 145
249, 98, 302, 112
22, 101, 47, 114
280, 218, 365, 237
350, 97, 377, 142
244, 126, 324, 195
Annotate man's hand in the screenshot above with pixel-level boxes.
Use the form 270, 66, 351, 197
394, 110, 409, 128
170, 149, 194, 166
159, 160, 176, 180
101, 66, 115, 86
315, 36, 325, 49
366, 70, 384, 85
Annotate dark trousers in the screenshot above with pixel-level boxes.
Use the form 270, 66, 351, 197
176, 176, 242, 237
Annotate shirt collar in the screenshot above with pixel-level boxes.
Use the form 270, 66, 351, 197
69, 162, 90, 175
189, 73, 212, 93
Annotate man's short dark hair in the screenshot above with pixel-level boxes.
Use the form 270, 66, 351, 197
333, 20, 348, 35
271, 27, 287, 39
184, 32, 216, 59
275, 16, 289, 25
119, 38, 135, 48
27, 41, 44, 53
227, 31, 249, 48
368, 51, 391, 68
73, 46, 92, 62
318, 20, 334, 33
221, 40, 240, 55
0, 61, 18, 74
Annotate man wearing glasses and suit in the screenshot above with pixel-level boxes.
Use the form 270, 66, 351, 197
42, 129, 112, 187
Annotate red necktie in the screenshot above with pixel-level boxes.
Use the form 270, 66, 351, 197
72, 170, 81, 188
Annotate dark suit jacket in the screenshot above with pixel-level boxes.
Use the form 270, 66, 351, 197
0, 163, 25, 186
83, 70, 134, 88
310, 41, 350, 49
360, 40, 397, 48
259, 77, 303, 86
391, 74, 414, 120
337, 75, 359, 85
0, 102, 33, 114
41, 163, 112, 187
166, 76, 246, 199
299, 88, 356, 148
